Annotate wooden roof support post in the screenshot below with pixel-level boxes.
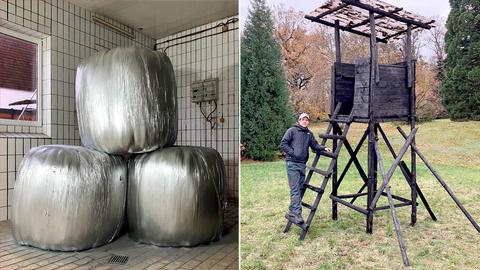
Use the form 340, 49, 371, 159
332, 20, 341, 113
335, 20, 341, 63
406, 24, 413, 87
369, 12, 379, 84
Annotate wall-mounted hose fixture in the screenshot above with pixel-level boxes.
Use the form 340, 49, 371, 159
155, 17, 239, 52
92, 15, 135, 40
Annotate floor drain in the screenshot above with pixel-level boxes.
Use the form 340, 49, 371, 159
107, 255, 129, 265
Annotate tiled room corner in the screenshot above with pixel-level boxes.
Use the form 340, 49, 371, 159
0, 0, 155, 221
0, 0, 239, 221
156, 17, 239, 200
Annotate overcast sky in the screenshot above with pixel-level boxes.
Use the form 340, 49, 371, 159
240, 0, 450, 26
240, 0, 451, 59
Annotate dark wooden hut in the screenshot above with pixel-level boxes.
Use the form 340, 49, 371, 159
306, 0, 435, 123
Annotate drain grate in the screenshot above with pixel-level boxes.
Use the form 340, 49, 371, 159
107, 255, 129, 265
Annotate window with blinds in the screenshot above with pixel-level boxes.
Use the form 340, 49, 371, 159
0, 28, 41, 125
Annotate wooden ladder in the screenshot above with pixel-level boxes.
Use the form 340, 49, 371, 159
283, 102, 353, 240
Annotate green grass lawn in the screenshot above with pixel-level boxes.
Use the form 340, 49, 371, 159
240, 119, 480, 270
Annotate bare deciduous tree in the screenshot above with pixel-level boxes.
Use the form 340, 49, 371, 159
428, 16, 446, 63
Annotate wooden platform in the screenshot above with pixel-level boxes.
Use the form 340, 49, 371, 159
0, 201, 238, 270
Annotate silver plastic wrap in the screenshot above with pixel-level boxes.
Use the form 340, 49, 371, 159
12, 145, 127, 251
76, 46, 177, 154
128, 146, 226, 247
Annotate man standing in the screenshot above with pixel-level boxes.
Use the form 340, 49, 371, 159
280, 113, 331, 224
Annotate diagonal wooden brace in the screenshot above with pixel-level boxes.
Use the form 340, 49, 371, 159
397, 127, 480, 233
374, 141, 410, 266
369, 127, 418, 210
377, 125, 437, 221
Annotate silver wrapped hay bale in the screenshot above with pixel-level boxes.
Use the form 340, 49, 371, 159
76, 46, 177, 154
12, 145, 127, 251
128, 146, 226, 247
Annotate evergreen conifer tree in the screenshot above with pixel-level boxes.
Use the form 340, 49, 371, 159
241, 0, 294, 160
441, 0, 480, 120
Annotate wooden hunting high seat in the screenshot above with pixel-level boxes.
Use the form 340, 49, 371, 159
282, 0, 480, 267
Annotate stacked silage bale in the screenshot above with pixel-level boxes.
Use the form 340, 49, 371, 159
75, 47, 178, 154
12, 145, 126, 251
12, 47, 226, 250
128, 146, 226, 247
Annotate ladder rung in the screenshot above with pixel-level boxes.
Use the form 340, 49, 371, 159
304, 183, 324, 194
285, 214, 300, 225
318, 150, 338, 159
306, 166, 331, 176
329, 118, 351, 124
298, 223, 308, 231
318, 134, 346, 140
301, 202, 317, 211
285, 215, 309, 230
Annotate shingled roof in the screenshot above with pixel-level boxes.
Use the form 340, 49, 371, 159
305, 0, 435, 42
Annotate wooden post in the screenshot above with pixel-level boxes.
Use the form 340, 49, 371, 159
374, 123, 378, 200
331, 65, 336, 116
406, 24, 413, 87
397, 127, 480, 233
370, 12, 379, 83
405, 23, 417, 226
366, 121, 375, 233
332, 124, 339, 220
331, 20, 341, 116
335, 20, 341, 63
366, 11, 378, 234
374, 141, 410, 266
410, 70, 418, 226
366, 124, 376, 233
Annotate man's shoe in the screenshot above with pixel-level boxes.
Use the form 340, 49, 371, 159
285, 212, 304, 224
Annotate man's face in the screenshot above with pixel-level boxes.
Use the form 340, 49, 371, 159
298, 117, 309, 128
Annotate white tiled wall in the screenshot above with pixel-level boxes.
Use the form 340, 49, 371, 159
0, 0, 155, 221
156, 17, 239, 199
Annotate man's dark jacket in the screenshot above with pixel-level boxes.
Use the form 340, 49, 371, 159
279, 124, 325, 163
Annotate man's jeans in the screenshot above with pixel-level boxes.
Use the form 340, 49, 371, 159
286, 161, 306, 215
